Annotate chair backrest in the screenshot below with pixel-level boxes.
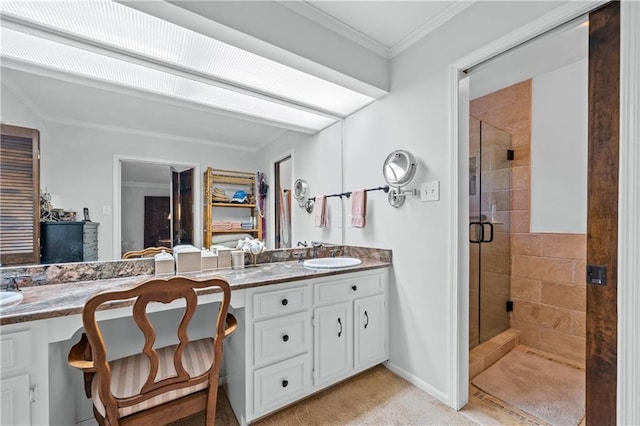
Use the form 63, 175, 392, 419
122, 246, 173, 259
82, 276, 231, 424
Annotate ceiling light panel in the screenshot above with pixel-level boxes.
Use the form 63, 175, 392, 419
0, 1, 375, 116
1, 28, 336, 131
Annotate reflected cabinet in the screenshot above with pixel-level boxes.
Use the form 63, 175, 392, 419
203, 167, 262, 248
40, 221, 99, 263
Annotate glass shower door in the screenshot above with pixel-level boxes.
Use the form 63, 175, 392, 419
469, 117, 512, 348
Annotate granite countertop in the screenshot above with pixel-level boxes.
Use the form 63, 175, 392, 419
0, 258, 390, 326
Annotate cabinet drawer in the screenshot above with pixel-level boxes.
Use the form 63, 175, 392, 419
254, 311, 311, 367
0, 330, 31, 375
253, 353, 311, 416
314, 274, 383, 305
252, 285, 310, 319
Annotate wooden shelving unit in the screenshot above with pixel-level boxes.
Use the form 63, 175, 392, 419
203, 167, 262, 248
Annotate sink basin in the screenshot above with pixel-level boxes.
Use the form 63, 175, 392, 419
0, 292, 23, 309
303, 257, 362, 270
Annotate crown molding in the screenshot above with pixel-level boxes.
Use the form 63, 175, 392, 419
279, 1, 391, 59
390, 1, 476, 58
280, 1, 476, 60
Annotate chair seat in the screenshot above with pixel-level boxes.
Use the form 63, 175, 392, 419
92, 338, 214, 418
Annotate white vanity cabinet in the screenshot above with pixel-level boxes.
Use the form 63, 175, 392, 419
313, 272, 388, 386
0, 328, 32, 426
225, 268, 388, 425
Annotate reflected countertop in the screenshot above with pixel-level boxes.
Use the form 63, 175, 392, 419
0, 258, 391, 326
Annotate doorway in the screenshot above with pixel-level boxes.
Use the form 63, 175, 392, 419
143, 196, 170, 248
114, 156, 200, 259
453, 2, 624, 423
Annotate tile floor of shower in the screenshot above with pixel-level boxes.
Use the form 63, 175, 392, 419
462, 329, 586, 426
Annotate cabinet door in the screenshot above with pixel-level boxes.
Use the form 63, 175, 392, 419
354, 294, 387, 369
313, 302, 352, 385
0, 374, 31, 426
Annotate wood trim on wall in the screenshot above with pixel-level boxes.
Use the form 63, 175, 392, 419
586, 2, 620, 425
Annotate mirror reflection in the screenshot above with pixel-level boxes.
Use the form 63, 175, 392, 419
0, 6, 351, 268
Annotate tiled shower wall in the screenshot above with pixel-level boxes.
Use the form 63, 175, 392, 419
470, 80, 586, 362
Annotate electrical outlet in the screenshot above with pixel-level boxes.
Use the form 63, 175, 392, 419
102, 205, 112, 215
420, 181, 440, 202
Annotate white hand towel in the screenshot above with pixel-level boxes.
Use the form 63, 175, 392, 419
350, 189, 367, 228
315, 196, 327, 227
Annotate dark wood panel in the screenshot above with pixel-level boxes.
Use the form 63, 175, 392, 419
0, 124, 40, 265
586, 3, 620, 425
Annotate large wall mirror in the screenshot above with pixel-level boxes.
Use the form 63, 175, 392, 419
0, 3, 356, 268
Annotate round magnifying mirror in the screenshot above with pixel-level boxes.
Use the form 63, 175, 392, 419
293, 179, 308, 201
382, 150, 417, 187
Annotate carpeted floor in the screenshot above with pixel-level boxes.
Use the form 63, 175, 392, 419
171, 365, 476, 425
471, 346, 585, 426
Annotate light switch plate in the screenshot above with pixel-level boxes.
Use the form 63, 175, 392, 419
420, 181, 440, 202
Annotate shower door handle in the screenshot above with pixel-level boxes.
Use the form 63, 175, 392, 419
469, 221, 493, 243
469, 221, 483, 243
482, 222, 494, 243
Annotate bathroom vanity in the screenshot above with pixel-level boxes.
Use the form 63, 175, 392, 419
0, 250, 390, 425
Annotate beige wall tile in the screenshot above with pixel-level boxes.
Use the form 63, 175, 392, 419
541, 282, 586, 311
511, 166, 530, 190
511, 144, 530, 167
512, 300, 572, 334
511, 189, 529, 211
490, 191, 511, 212
511, 276, 542, 302
507, 121, 530, 147
489, 100, 530, 129
538, 328, 586, 362
509, 319, 539, 347
573, 260, 587, 285
512, 255, 574, 282
481, 272, 510, 296
481, 252, 510, 274
510, 79, 532, 102
483, 168, 511, 191
511, 233, 541, 256
541, 234, 587, 260
572, 312, 586, 338
510, 210, 530, 233
481, 231, 509, 254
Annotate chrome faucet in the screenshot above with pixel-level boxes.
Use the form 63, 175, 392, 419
311, 242, 323, 259
297, 241, 308, 247
1, 275, 29, 292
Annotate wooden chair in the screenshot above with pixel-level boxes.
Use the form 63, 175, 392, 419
122, 247, 173, 259
68, 276, 237, 425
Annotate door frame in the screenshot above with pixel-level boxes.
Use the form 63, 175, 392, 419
113, 155, 200, 259
448, 2, 640, 422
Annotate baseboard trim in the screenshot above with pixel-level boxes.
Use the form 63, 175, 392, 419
383, 361, 450, 405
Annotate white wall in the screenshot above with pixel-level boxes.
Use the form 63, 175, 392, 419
257, 122, 343, 249
1, 83, 44, 130
121, 182, 170, 252
531, 59, 588, 233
